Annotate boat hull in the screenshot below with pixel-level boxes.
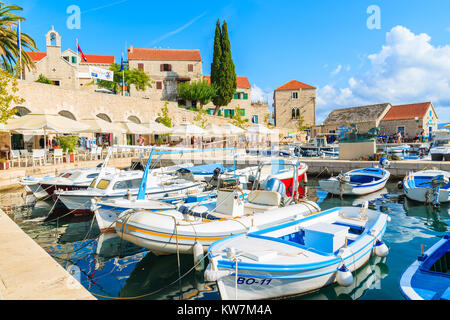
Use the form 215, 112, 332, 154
399, 235, 450, 300
115, 200, 321, 255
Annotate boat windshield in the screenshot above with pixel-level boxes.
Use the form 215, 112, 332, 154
113, 179, 142, 190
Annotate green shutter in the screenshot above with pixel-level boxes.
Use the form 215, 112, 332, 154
230, 109, 235, 118
234, 93, 239, 99
208, 109, 214, 115
244, 93, 248, 100
224, 109, 229, 117
72, 56, 77, 64
239, 109, 245, 116
218, 110, 222, 116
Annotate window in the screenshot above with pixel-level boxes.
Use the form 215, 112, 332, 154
138, 63, 144, 71
292, 92, 298, 99
71, 56, 77, 64
252, 115, 259, 124
397, 127, 405, 135
52, 80, 60, 86
156, 81, 162, 90
296, 109, 300, 119
239, 109, 245, 116
63, 56, 69, 62
96, 180, 111, 190
243, 93, 249, 100
188, 64, 194, 72
86, 173, 99, 179
161, 64, 172, 72
292, 109, 296, 119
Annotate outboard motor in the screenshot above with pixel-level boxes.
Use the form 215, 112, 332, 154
379, 157, 390, 168
176, 168, 195, 182
429, 174, 449, 207
205, 167, 222, 189
261, 177, 287, 204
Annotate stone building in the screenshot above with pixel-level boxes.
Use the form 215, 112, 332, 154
315, 103, 392, 137
23, 27, 115, 91
379, 102, 438, 139
273, 80, 317, 133
127, 47, 203, 101
312, 101, 439, 140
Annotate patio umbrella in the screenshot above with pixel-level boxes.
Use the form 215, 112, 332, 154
140, 121, 173, 135
171, 123, 207, 136
247, 124, 276, 135
5, 113, 91, 149
220, 123, 246, 135
78, 118, 126, 134
205, 123, 228, 136
115, 121, 150, 134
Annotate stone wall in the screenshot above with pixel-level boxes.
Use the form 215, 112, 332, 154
12, 80, 230, 132
274, 88, 316, 131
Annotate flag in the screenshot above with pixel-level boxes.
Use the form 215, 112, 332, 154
77, 43, 87, 62
120, 53, 124, 71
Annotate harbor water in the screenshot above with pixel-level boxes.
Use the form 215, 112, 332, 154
2, 177, 449, 300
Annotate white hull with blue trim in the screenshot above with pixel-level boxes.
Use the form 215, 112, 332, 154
319, 168, 390, 196
206, 206, 389, 300
399, 234, 450, 300
402, 169, 450, 204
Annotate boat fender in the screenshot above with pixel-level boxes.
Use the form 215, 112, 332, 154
204, 265, 233, 282
193, 241, 205, 272
379, 157, 390, 168
336, 265, 353, 287
90, 199, 97, 213
397, 181, 403, 190
374, 240, 389, 258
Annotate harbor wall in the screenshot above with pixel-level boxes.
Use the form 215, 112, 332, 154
0, 208, 96, 300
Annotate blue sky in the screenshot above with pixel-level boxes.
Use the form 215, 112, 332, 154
12, 0, 450, 123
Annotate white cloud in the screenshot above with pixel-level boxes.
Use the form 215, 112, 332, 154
317, 25, 450, 123
330, 64, 342, 76
251, 84, 274, 114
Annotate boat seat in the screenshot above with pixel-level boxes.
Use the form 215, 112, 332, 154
248, 190, 281, 207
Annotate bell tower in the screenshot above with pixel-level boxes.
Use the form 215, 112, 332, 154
45, 26, 61, 60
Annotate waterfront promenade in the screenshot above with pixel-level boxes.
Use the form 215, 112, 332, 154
0, 208, 96, 300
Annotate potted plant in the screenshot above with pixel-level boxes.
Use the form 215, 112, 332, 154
57, 135, 78, 163
0, 158, 9, 170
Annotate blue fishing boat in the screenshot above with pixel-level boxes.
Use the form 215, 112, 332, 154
399, 234, 450, 300
319, 167, 390, 196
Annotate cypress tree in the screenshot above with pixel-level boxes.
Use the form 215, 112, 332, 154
211, 20, 237, 115
211, 20, 222, 110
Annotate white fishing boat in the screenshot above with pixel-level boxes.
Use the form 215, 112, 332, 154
385, 144, 410, 154
319, 166, 390, 196
56, 169, 204, 214
205, 203, 390, 300
114, 161, 318, 255
402, 169, 450, 205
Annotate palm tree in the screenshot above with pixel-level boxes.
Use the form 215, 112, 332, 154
0, 2, 36, 72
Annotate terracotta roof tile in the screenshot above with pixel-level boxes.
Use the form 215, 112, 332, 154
202, 75, 251, 89
383, 102, 432, 120
81, 54, 115, 64
275, 80, 316, 91
26, 51, 47, 61
128, 48, 201, 61
25, 51, 114, 64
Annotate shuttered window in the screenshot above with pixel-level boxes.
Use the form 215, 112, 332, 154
156, 81, 162, 90
234, 93, 239, 99
161, 64, 172, 72
138, 63, 144, 70
188, 64, 194, 72
243, 93, 248, 100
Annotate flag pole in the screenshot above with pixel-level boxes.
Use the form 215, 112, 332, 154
122, 53, 125, 96
18, 20, 22, 79
76, 38, 79, 89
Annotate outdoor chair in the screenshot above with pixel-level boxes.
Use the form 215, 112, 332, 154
31, 149, 46, 166
53, 148, 63, 164
9, 150, 24, 167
